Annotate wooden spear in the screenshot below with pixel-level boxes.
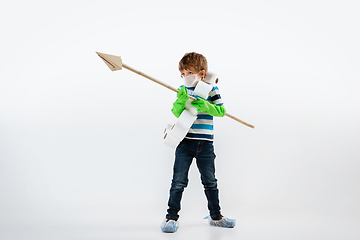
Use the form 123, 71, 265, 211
96, 52, 254, 129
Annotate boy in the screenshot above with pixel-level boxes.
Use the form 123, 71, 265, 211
161, 52, 236, 233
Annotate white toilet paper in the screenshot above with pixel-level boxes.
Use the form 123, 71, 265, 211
170, 123, 190, 141
177, 110, 198, 129
185, 99, 198, 116
194, 80, 213, 99
163, 124, 174, 141
203, 72, 218, 86
163, 110, 197, 148
163, 132, 180, 148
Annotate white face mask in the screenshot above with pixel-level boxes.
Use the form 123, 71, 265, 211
183, 72, 201, 87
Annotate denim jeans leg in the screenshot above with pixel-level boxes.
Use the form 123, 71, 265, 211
195, 141, 221, 218
166, 141, 195, 220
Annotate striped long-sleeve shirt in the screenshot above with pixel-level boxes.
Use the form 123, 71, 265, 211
183, 85, 224, 141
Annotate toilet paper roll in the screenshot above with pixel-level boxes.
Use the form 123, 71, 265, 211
203, 72, 218, 86
163, 132, 180, 148
194, 80, 213, 99
178, 109, 198, 129
163, 109, 197, 148
169, 124, 188, 141
164, 124, 173, 134
185, 99, 198, 116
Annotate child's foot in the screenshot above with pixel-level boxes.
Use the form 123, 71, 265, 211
205, 214, 236, 228
160, 217, 179, 233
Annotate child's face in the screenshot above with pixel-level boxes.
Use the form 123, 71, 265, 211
180, 66, 205, 79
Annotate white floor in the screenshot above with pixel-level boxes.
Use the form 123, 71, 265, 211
1, 214, 359, 240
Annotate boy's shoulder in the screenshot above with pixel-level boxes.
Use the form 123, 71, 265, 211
211, 85, 219, 91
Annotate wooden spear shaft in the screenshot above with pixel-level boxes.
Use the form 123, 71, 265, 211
122, 63, 255, 129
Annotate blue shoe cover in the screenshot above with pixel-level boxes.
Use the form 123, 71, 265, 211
161, 218, 179, 233
204, 216, 236, 228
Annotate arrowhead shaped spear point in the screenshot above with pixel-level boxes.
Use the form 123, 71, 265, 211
96, 52, 122, 71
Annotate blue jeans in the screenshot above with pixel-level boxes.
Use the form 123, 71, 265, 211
166, 138, 221, 220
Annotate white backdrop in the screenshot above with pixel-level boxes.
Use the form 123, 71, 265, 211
1, 0, 359, 239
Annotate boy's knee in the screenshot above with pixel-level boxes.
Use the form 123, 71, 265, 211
204, 182, 217, 190
171, 180, 188, 189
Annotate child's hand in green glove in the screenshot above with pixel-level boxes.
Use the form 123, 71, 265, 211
191, 97, 226, 117
171, 86, 189, 118
177, 85, 189, 103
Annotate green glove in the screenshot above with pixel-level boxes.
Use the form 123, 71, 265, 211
171, 85, 189, 118
191, 97, 226, 117
177, 85, 189, 102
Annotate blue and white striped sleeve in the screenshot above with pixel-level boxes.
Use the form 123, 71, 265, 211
207, 86, 224, 105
